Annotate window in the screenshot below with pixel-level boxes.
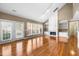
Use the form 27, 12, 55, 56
34, 23, 38, 34
27, 22, 43, 36
15, 22, 24, 38
0, 19, 24, 41
32, 23, 35, 35
27, 22, 32, 36
0, 20, 13, 40
40, 25, 43, 34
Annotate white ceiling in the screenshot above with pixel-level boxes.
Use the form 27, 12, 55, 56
0, 3, 65, 23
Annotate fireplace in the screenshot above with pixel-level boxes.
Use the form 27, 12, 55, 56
50, 32, 56, 35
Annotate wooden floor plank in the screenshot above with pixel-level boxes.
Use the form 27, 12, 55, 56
0, 35, 78, 56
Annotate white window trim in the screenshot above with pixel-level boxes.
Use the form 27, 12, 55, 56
0, 19, 24, 41
0, 19, 13, 41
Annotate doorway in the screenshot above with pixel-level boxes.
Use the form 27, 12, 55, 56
68, 21, 78, 55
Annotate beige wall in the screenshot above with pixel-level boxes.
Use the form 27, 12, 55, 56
73, 3, 79, 16
58, 3, 73, 20
0, 12, 42, 24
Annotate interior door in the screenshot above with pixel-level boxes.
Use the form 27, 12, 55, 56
68, 21, 77, 55
77, 21, 79, 49
69, 21, 77, 37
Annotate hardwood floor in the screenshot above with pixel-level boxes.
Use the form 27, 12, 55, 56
0, 35, 79, 56
58, 35, 77, 56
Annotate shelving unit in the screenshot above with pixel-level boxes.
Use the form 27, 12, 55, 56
58, 20, 68, 32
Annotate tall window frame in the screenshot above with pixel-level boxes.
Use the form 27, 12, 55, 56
15, 21, 24, 38
0, 19, 13, 41
26, 22, 43, 36
0, 19, 24, 41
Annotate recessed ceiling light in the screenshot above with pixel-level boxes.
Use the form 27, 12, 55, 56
12, 9, 16, 12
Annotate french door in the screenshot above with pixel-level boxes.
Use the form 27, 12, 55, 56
0, 20, 13, 41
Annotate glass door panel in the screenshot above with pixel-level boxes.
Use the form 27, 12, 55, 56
1, 21, 12, 40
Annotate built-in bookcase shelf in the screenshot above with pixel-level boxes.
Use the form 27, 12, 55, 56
58, 20, 68, 32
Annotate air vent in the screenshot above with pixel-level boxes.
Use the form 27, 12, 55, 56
53, 7, 58, 12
